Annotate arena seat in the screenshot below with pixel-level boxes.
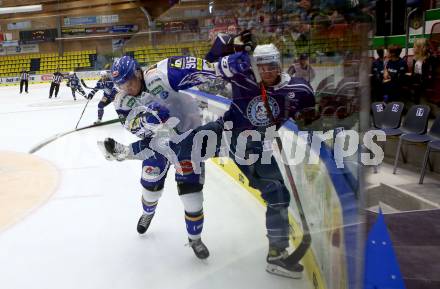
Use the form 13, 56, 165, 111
392, 105, 431, 174
419, 116, 440, 184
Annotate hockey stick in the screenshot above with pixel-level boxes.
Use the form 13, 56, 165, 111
80, 79, 95, 90
81, 78, 111, 91
29, 118, 119, 154
249, 54, 311, 264
75, 98, 91, 129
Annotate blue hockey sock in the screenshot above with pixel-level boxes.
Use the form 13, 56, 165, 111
142, 197, 158, 215
185, 210, 204, 239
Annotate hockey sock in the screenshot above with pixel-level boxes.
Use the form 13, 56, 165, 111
185, 210, 204, 240
98, 108, 104, 120
142, 197, 158, 215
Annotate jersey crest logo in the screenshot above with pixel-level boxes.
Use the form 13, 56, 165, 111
287, 91, 296, 99
246, 96, 280, 126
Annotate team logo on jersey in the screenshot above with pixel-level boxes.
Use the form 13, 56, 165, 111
126, 97, 136, 108
246, 96, 280, 126
287, 91, 296, 99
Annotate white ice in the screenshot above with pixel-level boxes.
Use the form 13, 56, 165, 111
0, 83, 311, 289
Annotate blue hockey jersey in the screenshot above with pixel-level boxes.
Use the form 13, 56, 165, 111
67, 74, 81, 88
156, 54, 315, 132
90, 79, 117, 100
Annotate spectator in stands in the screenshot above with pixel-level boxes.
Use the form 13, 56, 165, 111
383, 45, 408, 103
287, 53, 315, 82
371, 47, 385, 102
49, 69, 64, 99
19, 68, 29, 94
410, 38, 436, 105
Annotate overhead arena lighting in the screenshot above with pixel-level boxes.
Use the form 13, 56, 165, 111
0, 5, 42, 15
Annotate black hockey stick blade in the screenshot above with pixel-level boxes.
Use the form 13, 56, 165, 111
80, 78, 94, 89
286, 232, 312, 264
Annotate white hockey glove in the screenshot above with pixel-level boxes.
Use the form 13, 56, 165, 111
97, 138, 130, 161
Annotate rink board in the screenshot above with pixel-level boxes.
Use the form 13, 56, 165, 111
185, 88, 360, 289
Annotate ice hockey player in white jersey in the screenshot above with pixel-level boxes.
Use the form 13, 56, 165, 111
99, 55, 219, 259
132, 36, 316, 278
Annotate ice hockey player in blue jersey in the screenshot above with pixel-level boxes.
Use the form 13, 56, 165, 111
98, 55, 218, 259
66, 71, 86, 101
206, 36, 316, 279
86, 71, 117, 124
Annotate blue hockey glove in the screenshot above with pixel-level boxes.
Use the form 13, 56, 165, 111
144, 102, 170, 125
219, 52, 251, 77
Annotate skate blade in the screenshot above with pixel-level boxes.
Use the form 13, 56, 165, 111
266, 264, 303, 279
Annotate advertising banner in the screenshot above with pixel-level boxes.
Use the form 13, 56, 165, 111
61, 25, 137, 37
64, 16, 97, 26
63, 15, 119, 26
5, 44, 39, 54
7, 21, 32, 30
1, 40, 19, 47
0, 70, 100, 85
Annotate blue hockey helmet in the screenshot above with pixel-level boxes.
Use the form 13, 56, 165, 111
111, 56, 140, 85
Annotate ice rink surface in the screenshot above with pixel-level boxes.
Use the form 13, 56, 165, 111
0, 83, 310, 289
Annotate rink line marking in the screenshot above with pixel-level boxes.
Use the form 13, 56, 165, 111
0, 151, 60, 232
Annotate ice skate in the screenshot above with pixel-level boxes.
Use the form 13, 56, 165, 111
188, 238, 209, 259
266, 247, 303, 279
137, 213, 154, 234
94, 119, 102, 125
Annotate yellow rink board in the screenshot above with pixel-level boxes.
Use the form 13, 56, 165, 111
211, 157, 326, 289
0, 151, 59, 231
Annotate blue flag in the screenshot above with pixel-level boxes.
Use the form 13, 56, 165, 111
364, 209, 406, 289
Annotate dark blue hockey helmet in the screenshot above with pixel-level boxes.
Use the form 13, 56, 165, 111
111, 56, 140, 85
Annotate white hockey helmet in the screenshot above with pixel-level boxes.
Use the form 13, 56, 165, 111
144, 62, 171, 100
100, 70, 108, 78
253, 44, 281, 67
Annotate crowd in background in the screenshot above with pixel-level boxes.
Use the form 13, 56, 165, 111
371, 38, 439, 117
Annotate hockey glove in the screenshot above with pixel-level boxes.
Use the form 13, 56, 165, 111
87, 91, 96, 100
144, 102, 170, 124
234, 30, 257, 52
135, 102, 171, 137
218, 52, 251, 77
97, 138, 129, 161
